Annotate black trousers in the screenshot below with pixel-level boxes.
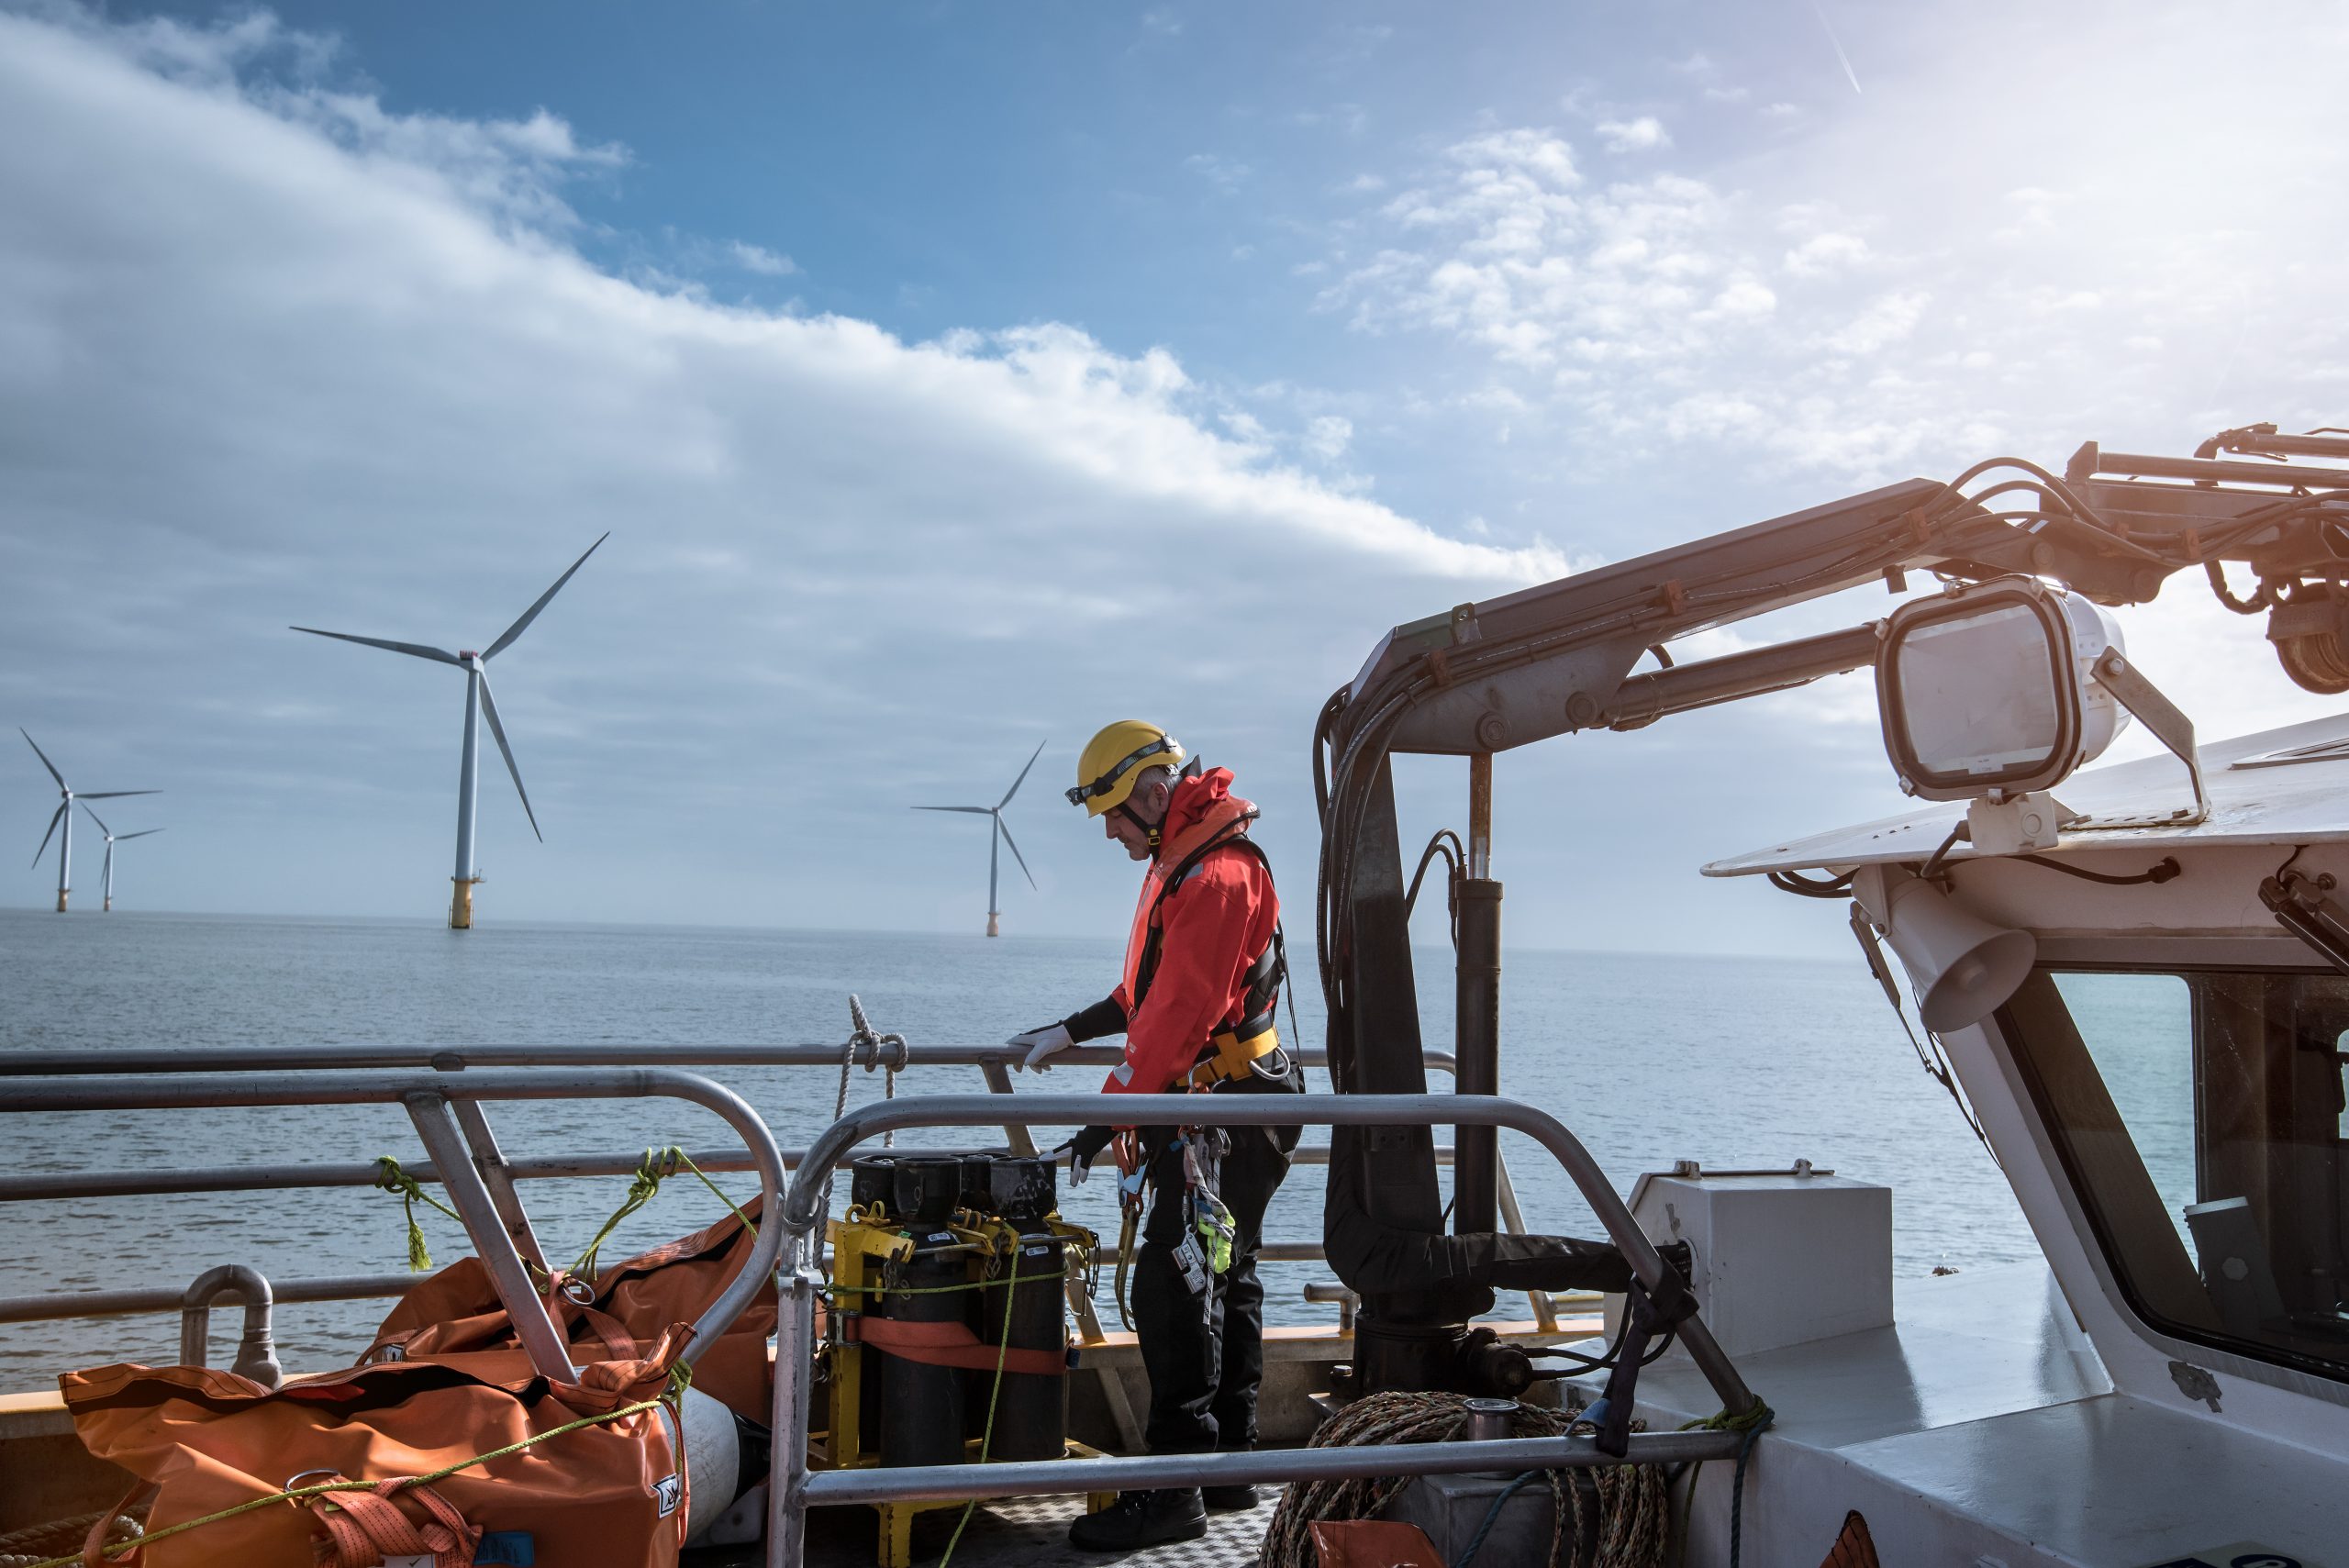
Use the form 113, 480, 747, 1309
1130, 1065, 1304, 1456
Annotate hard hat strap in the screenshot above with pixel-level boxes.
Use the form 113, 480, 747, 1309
1065, 736, 1178, 807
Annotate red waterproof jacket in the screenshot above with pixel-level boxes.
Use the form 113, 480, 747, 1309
1100, 768, 1280, 1097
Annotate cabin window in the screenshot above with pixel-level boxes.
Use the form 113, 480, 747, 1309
2003, 966, 2349, 1384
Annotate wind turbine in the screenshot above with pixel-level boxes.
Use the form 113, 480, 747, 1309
81, 804, 161, 913
19, 730, 159, 914
292, 533, 607, 929
914, 740, 1045, 937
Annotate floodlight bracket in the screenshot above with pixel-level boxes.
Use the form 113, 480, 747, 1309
1965, 791, 2078, 856
2068, 650, 2210, 830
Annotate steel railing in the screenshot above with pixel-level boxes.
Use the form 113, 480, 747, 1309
0, 1069, 787, 1384
763, 1092, 1760, 1568
0, 1041, 1566, 1336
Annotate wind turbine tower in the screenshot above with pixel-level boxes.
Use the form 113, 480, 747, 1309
20, 731, 158, 913
82, 805, 161, 912
293, 533, 607, 929
914, 740, 1045, 937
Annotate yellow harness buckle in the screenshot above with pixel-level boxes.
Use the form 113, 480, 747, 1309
1188, 1024, 1280, 1089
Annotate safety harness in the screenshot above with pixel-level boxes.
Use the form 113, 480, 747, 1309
1126, 809, 1292, 1091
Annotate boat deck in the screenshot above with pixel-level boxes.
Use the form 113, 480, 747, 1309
690, 1494, 1270, 1568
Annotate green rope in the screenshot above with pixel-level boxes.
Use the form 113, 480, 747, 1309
28, 1370, 690, 1568
372, 1158, 464, 1273
1677, 1401, 1774, 1568
568, 1146, 758, 1288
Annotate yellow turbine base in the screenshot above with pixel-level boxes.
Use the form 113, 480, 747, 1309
55, 889, 68, 914
986, 911, 999, 938
450, 877, 478, 929
103, 896, 112, 913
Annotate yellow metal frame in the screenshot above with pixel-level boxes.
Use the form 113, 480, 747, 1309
812, 1202, 1109, 1567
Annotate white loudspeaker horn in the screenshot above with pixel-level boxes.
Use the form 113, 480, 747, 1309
1855, 864, 2036, 1032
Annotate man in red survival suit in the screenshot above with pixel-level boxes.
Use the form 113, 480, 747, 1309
1010, 720, 1305, 1551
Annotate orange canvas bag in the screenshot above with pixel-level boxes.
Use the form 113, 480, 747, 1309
368, 1196, 778, 1422
64, 1340, 691, 1568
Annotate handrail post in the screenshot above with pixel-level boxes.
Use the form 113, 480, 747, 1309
767, 1266, 819, 1568
404, 1091, 577, 1382
450, 1098, 553, 1284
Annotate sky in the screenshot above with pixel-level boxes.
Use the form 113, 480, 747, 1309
4, 0, 2348, 954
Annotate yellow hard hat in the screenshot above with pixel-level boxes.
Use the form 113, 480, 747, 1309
1067, 721, 1186, 817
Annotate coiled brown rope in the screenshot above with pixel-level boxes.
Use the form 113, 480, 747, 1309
1260, 1391, 1666, 1568
0, 1504, 144, 1567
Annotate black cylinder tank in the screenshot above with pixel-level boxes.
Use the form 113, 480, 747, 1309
878, 1158, 970, 1467
975, 1227, 1068, 1460
846, 1154, 898, 1459
849, 1155, 896, 1217
958, 1153, 999, 1218
972, 1156, 1066, 1461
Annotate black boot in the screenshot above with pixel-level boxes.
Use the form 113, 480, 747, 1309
1201, 1480, 1259, 1512
1067, 1488, 1209, 1551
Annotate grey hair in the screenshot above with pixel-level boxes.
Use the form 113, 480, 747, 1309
1131, 764, 1176, 798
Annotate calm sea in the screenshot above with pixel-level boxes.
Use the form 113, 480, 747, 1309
0, 908, 2044, 1388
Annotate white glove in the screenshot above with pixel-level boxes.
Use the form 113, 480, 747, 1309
1010, 1022, 1074, 1072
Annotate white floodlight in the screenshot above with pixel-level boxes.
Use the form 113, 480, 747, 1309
1877, 577, 2130, 803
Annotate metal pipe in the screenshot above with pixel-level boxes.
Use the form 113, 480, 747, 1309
2216, 431, 2349, 462
801, 1429, 1743, 1510
406, 1092, 575, 1380
0, 1042, 1454, 1077
0, 1273, 418, 1325
451, 1096, 552, 1283
178, 1264, 283, 1388
2082, 449, 2349, 490
1456, 752, 1501, 1238
0, 1140, 1468, 1204
0, 1069, 789, 1373
0, 1251, 1601, 1328
1601, 622, 1882, 730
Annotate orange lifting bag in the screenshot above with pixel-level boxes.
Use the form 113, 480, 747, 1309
64, 1344, 690, 1568
368, 1196, 778, 1423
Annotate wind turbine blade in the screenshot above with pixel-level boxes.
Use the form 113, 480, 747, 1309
483, 532, 609, 661
77, 791, 161, 800
17, 729, 64, 789
31, 802, 63, 868
118, 828, 164, 840
912, 806, 994, 815
998, 739, 1048, 810
474, 671, 541, 842
996, 813, 1037, 890
81, 802, 111, 838
291, 627, 462, 665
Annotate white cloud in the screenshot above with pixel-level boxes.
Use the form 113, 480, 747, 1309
1302, 415, 1353, 462
1182, 152, 1251, 190
1595, 116, 1671, 153
0, 4, 1570, 930
727, 240, 796, 275
1782, 231, 1870, 276
1319, 0, 2349, 484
